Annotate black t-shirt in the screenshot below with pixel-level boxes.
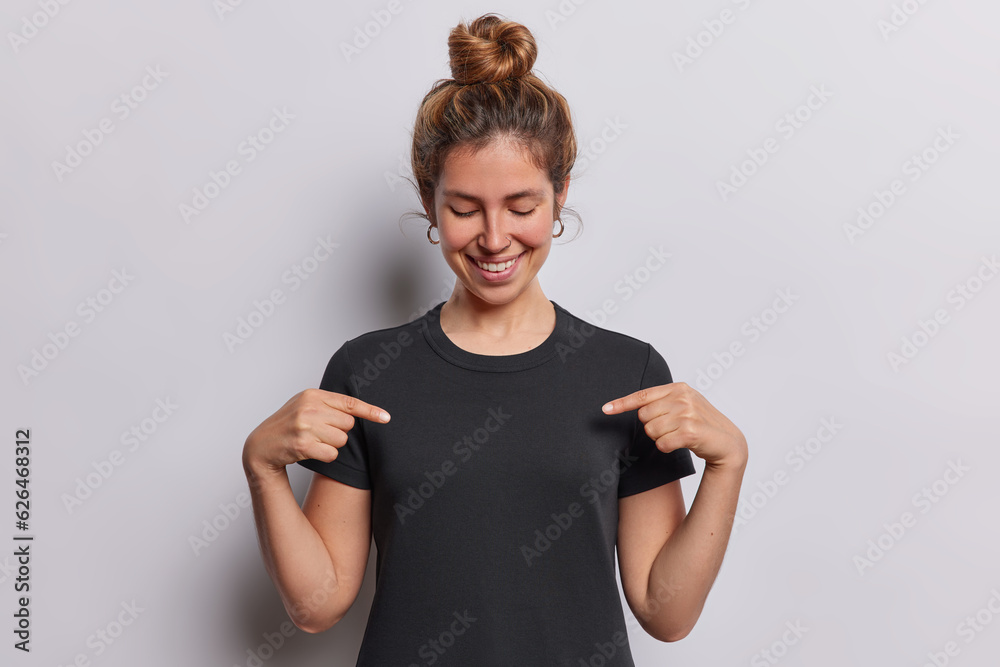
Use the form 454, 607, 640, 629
298, 300, 695, 666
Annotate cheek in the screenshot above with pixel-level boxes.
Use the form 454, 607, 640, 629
521, 221, 554, 247
439, 225, 474, 250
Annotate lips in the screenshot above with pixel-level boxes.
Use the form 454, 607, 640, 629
468, 251, 524, 282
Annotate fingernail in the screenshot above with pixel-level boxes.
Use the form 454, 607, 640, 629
602, 403, 613, 413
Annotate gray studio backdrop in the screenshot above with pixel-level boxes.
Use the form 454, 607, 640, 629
3, 1, 1000, 665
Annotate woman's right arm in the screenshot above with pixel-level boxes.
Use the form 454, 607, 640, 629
242, 388, 390, 633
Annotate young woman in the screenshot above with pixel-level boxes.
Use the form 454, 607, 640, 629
242, 13, 748, 666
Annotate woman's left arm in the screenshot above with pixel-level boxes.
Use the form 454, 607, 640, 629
604, 382, 748, 642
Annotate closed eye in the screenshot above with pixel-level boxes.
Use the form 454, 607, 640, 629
449, 206, 538, 218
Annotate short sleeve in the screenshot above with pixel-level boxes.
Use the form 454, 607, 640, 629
617, 343, 696, 498
296, 341, 372, 489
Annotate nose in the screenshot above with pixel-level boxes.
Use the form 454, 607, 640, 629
478, 211, 509, 254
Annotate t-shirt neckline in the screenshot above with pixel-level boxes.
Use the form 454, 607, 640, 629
422, 299, 568, 372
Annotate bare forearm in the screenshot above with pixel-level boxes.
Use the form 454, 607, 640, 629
244, 463, 345, 631
639, 461, 745, 641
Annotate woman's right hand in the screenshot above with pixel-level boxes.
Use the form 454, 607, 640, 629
242, 388, 390, 480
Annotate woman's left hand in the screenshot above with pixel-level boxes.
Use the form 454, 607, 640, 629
602, 382, 748, 470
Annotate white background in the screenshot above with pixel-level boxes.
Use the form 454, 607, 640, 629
3, 1, 1000, 665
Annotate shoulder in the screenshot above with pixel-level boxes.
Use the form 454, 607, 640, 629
319, 311, 433, 394
553, 301, 655, 361
320, 311, 431, 383
339, 310, 431, 356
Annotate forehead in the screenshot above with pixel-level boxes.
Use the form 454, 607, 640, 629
438, 139, 551, 198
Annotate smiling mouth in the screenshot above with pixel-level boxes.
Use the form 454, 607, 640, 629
470, 251, 524, 273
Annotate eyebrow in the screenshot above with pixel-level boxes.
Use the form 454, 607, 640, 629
442, 188, 546, 202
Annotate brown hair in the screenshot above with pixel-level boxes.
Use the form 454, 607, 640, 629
406, 13, 580, 238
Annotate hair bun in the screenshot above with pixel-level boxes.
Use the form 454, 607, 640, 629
448, 14, 537, 85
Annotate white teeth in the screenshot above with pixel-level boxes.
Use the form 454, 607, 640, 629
475, 256, 517, 272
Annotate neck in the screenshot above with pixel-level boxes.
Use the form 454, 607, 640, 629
440, 280, 552, 338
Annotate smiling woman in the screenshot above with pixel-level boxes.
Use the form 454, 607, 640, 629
242, 11, 748, 667
404, 13, 578, 355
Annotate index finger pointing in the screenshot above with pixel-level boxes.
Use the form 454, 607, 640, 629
601, 385, 666, 415
320, 390, 390, 423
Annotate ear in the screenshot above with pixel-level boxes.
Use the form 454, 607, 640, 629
554, 176, 570, 215
422, 195, 436, 225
